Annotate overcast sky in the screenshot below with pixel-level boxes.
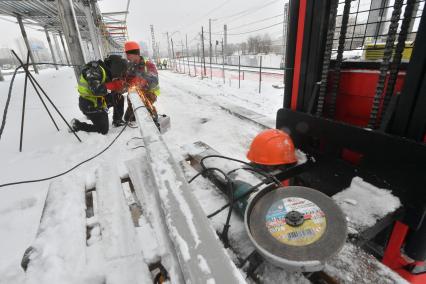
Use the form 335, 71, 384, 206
0, 0, 285, 57
99, 0, 285, 52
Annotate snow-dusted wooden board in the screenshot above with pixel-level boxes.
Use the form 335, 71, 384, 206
95, 166, 151, 284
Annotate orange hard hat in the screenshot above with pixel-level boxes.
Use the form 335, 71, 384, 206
124, 41, 140, 52
247, 129, 297, 166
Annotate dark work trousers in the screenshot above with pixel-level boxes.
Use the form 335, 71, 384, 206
124, 96, 135, 122
105, 92, 124, 122
78, 97, 109, 134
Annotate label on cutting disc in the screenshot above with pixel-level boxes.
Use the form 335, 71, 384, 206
265, 197, 326, 246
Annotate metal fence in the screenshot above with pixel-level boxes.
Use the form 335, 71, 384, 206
333, 0, 425, 60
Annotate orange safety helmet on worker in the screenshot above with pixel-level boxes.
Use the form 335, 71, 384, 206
247, 129, 297, 166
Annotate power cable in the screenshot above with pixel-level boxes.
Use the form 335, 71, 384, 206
0, 83, 145, 189
223, 13, 284, 32
214, 21, 284, 36
0, 122, 129, 189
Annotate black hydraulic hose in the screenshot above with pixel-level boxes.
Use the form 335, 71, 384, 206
200, 155, 282, 186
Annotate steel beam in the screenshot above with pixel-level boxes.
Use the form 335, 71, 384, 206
52, 33, 63, 64
56, 0, 85, 79
129, 92, 246, 283
16, 15, 38, 74
58, 31, 70, 65
83, 1, 102, 60
44, 28, 58, 70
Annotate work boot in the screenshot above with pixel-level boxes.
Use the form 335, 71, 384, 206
112, 119, 126, 127
69, 118, 81, 132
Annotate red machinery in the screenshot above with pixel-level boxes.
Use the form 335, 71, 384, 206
279, 0, 426, 282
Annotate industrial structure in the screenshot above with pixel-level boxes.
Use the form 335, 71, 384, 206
0, 0, 128, 77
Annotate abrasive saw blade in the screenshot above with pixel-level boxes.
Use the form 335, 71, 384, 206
245, 186, 347, 272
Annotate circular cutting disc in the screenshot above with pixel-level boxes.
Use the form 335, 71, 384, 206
245, 186, 347, 272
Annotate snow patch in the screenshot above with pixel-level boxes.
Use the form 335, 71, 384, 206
333, 177, 401, 232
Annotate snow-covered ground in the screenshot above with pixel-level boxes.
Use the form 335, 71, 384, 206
0, 67, 406, 283
0, 67, 282, 282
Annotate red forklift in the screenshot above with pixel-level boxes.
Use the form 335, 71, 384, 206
279, 0, 426, 282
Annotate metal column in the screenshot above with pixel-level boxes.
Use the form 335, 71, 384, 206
44, 28, 58, 70
56, 0, 86, 78
59, 31, 70, 65
53, 33, 64, 64
83, 1, 102, 60
16, 15, 39, 74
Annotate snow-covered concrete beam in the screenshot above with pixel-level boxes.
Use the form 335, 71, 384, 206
129, 92, 246, 283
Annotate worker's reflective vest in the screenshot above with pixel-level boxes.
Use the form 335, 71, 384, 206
77, 66, 107, 108
140, 58, 160, 96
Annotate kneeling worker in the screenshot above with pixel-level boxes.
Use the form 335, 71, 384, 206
71, 55, 128, 134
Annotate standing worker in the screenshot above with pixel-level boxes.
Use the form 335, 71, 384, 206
123, 41, 160, 122
70, 55, 128, 134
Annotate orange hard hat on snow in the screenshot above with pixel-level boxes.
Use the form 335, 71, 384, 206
247, 129, 297, 166
124, 41, 140, 52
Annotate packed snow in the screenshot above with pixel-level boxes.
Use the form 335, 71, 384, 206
333, 177, 402, 233
0, 66, 406, 283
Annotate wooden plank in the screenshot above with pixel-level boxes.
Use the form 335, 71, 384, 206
25, 176, 87, 283
95, 166, 151, 284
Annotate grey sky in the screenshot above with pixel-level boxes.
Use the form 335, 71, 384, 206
99, 0, 285, 52
0, 0, 285, 57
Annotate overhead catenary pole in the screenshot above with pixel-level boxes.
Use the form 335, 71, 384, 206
166, 32, 171, 60
209, 19, 212, 79
181, 41, 186, 74
259, 56, 262, 94
186, 34, 191, 76
57, 0, 86, 79
171, 38, 176, 71
224, 24, 227, 60
221, 39, 225, 83
44, 28, 58, 70
58, 32, 70, 65
201, 26, 206, 77
16, 15, 39, 74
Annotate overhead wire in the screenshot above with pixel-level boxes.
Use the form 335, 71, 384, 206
214, 21, 284, 36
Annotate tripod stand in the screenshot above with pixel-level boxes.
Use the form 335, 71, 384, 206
11, 50, 82, 152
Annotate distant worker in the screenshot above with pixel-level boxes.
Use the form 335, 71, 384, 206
123, 41, 160, 122
70, 55, 128, 134
162, 59, 168, 69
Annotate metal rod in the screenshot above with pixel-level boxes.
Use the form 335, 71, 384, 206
193, 56, 197, 77
12, 51, 82, 142
16, 15, 38, 74
45, 28, 59, 70
59, 32, 70, 65
238, 55, 241, 89
259, 56, 262, 94
53, 33, 64, 64
11, 50, 60, 132
19, 53, 30, 152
